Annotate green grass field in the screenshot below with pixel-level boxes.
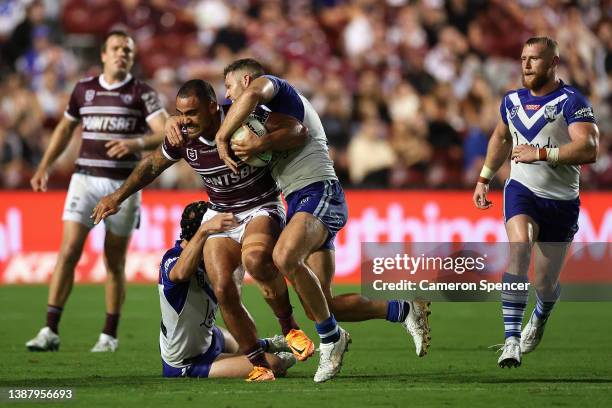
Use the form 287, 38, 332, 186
1, 284, 611, 407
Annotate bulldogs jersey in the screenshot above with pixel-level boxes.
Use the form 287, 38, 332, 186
158, 241, 218, 367
261, 75, 338, 196
65, 74, 165, 179
161, 106, 279, 213
501, 81, 596, 200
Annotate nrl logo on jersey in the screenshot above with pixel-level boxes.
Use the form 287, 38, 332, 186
85, 89, 96, 102
544, 105, 557, 122
186, 148, 198, 161
120, 94, 133, 104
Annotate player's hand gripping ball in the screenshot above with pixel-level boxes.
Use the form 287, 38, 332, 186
230, 116, 272, 167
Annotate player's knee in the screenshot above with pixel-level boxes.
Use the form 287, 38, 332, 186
272, 244, 301, 277
57, 245, 83, 269
242, 249, 274, 281
105, 264, 126, 280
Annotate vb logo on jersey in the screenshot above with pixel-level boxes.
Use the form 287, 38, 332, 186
544, 105, 557, 122
186, 148, 198, 161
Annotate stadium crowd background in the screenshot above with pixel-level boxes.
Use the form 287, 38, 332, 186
0, 0, 610, 191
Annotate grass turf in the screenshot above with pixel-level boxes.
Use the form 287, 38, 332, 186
0, 284, 611, 407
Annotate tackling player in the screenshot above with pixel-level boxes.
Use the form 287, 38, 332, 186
473, 37, 599, 367
158, 201, 295, 380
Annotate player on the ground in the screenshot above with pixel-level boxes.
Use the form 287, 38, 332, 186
172, 59, 430, 382
26, 30, 167, 353
92, 79, 312, 381
158, 201, 296, 380
472, 37, 599, 368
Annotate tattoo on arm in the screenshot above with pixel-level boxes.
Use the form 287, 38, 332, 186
116, 149, 172, 200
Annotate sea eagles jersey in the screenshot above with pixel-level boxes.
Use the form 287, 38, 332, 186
501, 81, 596, 200
161, 105, 279, 213
261, 75, 338, 196
158, 241, 218, 367
65, 74, 165, 179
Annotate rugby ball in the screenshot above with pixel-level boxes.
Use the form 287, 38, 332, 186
230, 116, 272, 167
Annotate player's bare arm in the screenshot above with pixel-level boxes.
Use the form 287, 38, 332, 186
91, 147, 174, 224
473, 120, 512, 209
216, 76, 276, 173
231, 112, 309, 159
512, 122, 599, 165
169, 213, 238, 282
106, 111, 169, 158
30, 117, 79, 192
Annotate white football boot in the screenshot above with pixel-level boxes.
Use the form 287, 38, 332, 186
91, 333, 118, 352
521, 312, 548, 354
402, 299, 431, 357
26, 327, 60, 351
313, 327, 351, 383
264, 334, 291, 353
497, 336, 521, 368
273, 352, 298, 377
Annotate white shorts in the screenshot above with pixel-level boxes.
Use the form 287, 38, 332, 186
62, 173, 141, 236
202, 199, 286, 243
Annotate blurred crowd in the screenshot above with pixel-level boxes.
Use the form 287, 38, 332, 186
1, 0, 611, 190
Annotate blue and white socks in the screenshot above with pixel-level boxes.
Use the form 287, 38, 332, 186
386, 300, 410, 323
501, 272, 529, 339
315, 314, 340, 344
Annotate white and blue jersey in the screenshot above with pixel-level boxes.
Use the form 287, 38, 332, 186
500, 80, 596, 200
158, 241, 223, 376
261, 75, 348, 249
263, 75, 338, 196
500, 81, 595, 242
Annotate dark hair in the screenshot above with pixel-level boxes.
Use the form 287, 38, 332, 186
180, 201, 208, 241
223, 58, 265, 78
177, 79, 217, 104
525, 36, 559, 56
101, 30, 133, 53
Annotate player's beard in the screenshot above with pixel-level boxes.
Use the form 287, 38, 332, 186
521, 70, 552, 93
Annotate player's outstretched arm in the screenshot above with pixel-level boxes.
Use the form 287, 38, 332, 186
230, 112, 309, 159
169, 213, 238, 282
215, 77, 276, 172
30, 117, 79, 192
105, 111, 169, 158
473, 120, 512, 209
91, 147, 174, 224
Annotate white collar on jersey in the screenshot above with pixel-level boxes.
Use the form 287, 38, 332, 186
99, 73, 133, 90
198, 136, 216, 146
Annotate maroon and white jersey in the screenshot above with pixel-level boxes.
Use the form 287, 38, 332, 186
64, 74, 165, 179
161, 134, 280, 213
